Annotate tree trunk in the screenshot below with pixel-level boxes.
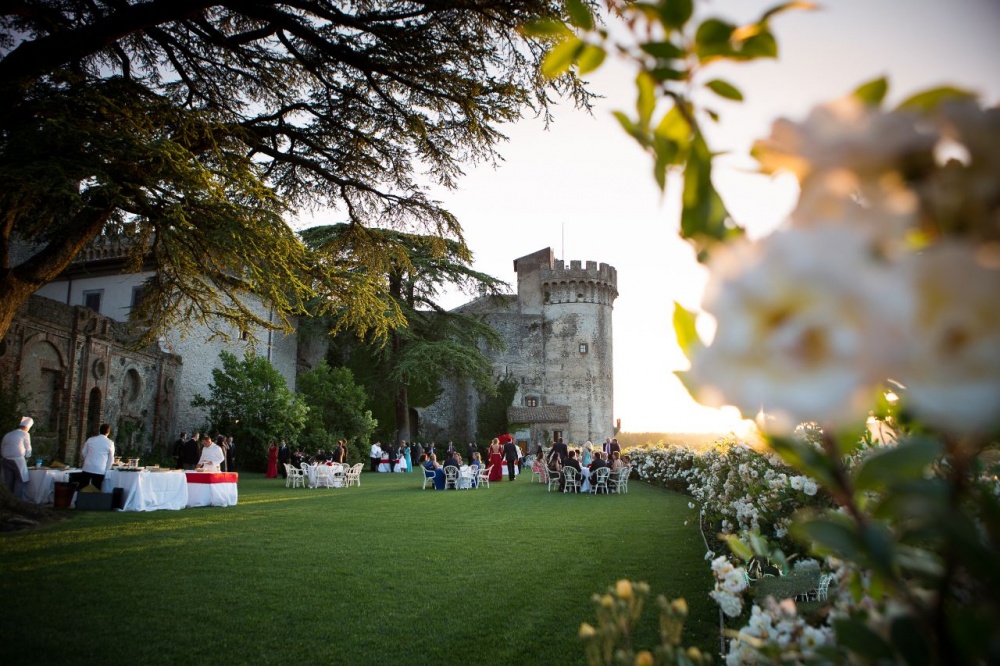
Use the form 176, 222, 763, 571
0, 275, 40, 341
392, 327, 410, 445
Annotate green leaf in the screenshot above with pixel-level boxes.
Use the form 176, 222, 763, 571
705, 78, 744, 101
834, 617, 895, 660
565, 0, 594, 31
695, 18, 735, 47
541, 37, 583, 78
738, 30, 778, 59
660, 0, 694, 30
860, 523, 896, 577
724, 534, 753, 561
793, 516, 861, 560
853, 76, 889, 106
652, 135, 680, 189
896, 85, 977, 112
855, 437, 942, 491
655, 105, 691, 145
672, 302, 699, 357
640, 40, 686, 60
636, 70, 657, 129
576, 44, 606, 75
613, 110, 649, 146
648, 66, 687, 82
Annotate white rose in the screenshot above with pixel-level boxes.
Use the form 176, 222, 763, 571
691, 226, 907, 432
896, 241, 1000, 433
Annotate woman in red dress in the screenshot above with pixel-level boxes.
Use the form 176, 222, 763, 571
265, 440, 279, 478
487, 437, 503, 482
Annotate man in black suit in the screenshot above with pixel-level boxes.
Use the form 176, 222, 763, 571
466, 441, 478, 462
181, 431, 201, 470
562, 449, 582, 492
387, 443, 398, 473
589, 451, 610, 493
547, 437, 568, 466
609, 438, 622, 460
278, 440, 290, 477
173, 432, 187, 469
502, 439, 520, 481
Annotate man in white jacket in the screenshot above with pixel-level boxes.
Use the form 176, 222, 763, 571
80, 423, 115, 490
1, 416, 33, 498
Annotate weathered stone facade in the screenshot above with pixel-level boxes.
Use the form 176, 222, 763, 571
12, 233, 300, 457
418, 247, 617, 450
0, 295, 180, 464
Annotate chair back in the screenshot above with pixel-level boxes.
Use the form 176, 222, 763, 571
443, 466, 459, 488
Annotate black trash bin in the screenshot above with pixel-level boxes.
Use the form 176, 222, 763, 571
53, 481, 78, 509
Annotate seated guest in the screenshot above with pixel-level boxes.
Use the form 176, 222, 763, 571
590, 452, 611, 493
196, 433, 226, 471
424, 453, 445, 490
444, 451, 462, 471
610, 450, 625, 472
469, 452, 483, 487
561, 450, 582, 492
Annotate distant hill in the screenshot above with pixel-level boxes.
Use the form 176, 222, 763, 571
616, 430, 765, 452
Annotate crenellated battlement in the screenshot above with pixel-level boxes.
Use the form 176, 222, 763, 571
540, 259, 618, 289
539, 258, 618, 307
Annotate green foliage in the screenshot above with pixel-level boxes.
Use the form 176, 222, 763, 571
476, 373, 520, 441
191, 351, 306, 472
0, 376, 28, 436
580, 580, 712, 666
297, 361, 377, 453
0, 1, 594, 343
303, 224, 506, 442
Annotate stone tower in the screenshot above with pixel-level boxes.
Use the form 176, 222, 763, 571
418, 247, 618, 449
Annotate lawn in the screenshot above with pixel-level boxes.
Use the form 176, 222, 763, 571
0, 471, 716, 665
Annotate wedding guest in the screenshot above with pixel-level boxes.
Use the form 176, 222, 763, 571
424, 453, 445, 490
265, 440, 279, 478
561, 449, 582, 492
278, 440, 290, 477
401, 441, 412, 472
387, 442, 399, 473
502, 437, 520, 481
1, 416, 33, 498
369, 441, 382, 473
181, 431, 201, 470
548, 436, 569, 466
487, 438, 503, 482
172, 432, 188, 469
197, 433, 226, 471
590, 452, 611, 494
80, 423, 115, 490
582, 441, 594, 466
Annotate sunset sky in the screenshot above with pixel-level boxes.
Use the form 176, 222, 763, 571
310, 0, 1000, 433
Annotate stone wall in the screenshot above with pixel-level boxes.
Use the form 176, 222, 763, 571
0, 295, 180, 464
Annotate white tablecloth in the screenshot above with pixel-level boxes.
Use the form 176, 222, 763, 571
306, 464, 345, 488
185, 472, 238, 507
377, 457, 407, 473
579, 468, 592, 493
103, 469, 188, 511
24, 468, 77, 504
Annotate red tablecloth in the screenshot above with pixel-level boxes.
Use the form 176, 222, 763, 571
185, 472, 238, 507
185, 472, 239, 484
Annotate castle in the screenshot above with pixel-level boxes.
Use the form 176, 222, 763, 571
2, 242, 615, 460
418, 247, 618, 452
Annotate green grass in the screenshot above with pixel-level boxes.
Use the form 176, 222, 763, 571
0, 472, 716, 665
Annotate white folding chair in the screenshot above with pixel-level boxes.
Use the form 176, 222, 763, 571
287, 464, 306, 489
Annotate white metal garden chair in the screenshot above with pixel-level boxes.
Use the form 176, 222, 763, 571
590, 467, 611, 494
443, 466, 460, 490
562, 466, 580, 493
476, 465, 491, 489
422, 466, 437, 489
286, 464, 306, 489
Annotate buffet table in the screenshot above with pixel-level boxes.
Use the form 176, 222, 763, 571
185, 471, 239, 507
25, 467, 78, 505
102, 469, 188, 511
